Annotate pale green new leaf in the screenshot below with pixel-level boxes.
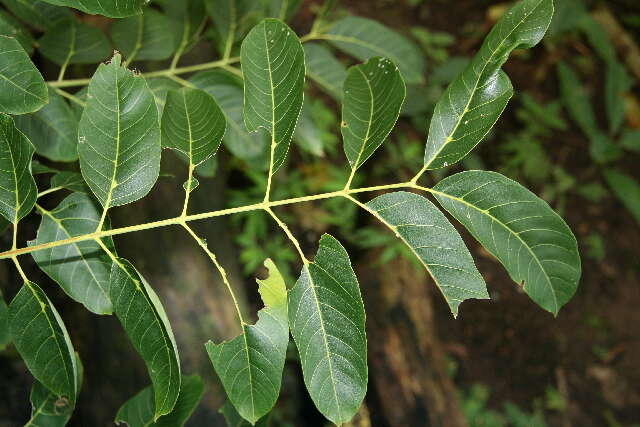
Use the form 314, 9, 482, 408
0, 36, 48, 115
0, 0, 72, 31
161, 88, 226, 166
26, 354, 83, 427
115, 374, 204, 427
364, 191, 489, 315
78, 54, 161, 210
604, 169, 640, 224
41, 0, 146, 18
423, 0, 553, 170
0, 10, 34, 54
110, 9, 176, 62
288, 234, 367, 425
190, 70, 269, 162
38, 20, 112, 65
8, 281, 78, 404
14, 88, 79, 162
304, 43, 347, 100
109, 257, 181, 418
342, 57, 405, 170
51, 171, 90, 194
241, 18, 305, 173
206, 259, 289, 424
433, 171, 581, 315
30, 193, 115, 315
0, 114, 37, 223
325, 16, 426, 85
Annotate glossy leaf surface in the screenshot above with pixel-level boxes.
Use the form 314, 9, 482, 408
38, 20, 112, 65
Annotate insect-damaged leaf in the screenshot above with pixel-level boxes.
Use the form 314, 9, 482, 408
241, 18, 304, 173
206, 259, 288, 424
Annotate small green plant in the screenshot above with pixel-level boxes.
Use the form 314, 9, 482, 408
0, 0, 581, 425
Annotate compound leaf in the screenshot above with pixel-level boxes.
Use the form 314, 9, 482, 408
0, 114, 37, 223
41, 0, 146, 18
325, 16, 426, 85
206, 259, 289, 424
38, 20, 112, 65
78, 54, 161, 210
109, 257, 181, 419
342, 57, 405, 170
115, 374, 204, 427
30, 193, 115, 315
110, 9, 175, 63
423, 0, 554, 170
14, 88, 79, 162
288, 234, 367, 425
364, 191, 489, 316
241, 18, 305, 173
161, 87, 226, 166
0, 36, 48, 115
26, 354, 83, 427
8, 281, 78, 404
433, 171, 581, 315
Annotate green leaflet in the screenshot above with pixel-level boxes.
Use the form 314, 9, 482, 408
325, 16, 426, 85
8, 281, 78, 404
38, 20, 112, 66
288, 234, 367, 425
364, 191, 489, 316
342, 57, 405, 171
50, 171, 90, 194
294, 101, 324, 157
40, 0, 146, 18
30, 193, 115, 315
26, 354, 83, 427
604, 61, 632, 135
304, 43, 347, 101
161, 88, 226, 166
0, 290, 9, 351
109, 257, 181, 419
0, 36, 48, 115
110, 9, 176, 63
78, 54, 161, 210
0, 10, 34, 54
0, 0, 72, 31
241, 18, 305, 173
422, 0, 553, 170
207, 0, 260, 56
115, 374, 204, 427
604, 169, 640, 224
206, 259, 289, 424
160, 0, 207, 54
433, 171, 581, 315
14, 88, 79, 162
0, 114, 37, 223
190, 70, 269, 162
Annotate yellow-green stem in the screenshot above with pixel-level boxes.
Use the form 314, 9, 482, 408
265, 207, 308, 264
